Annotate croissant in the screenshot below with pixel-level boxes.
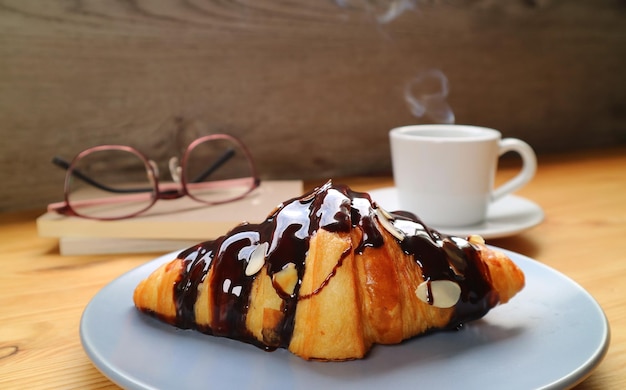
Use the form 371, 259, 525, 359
133, 181, 524, 361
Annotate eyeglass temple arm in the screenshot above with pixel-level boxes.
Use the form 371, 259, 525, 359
190, 148, 236, 183
52, 156, 152, 194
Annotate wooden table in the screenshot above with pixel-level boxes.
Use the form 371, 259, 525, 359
1, 147, 625, 389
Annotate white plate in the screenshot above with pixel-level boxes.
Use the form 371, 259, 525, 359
81, 248, 609, 390
369, 187, 544, 239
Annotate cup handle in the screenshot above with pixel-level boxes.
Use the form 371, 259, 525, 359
492, 138, 537, 202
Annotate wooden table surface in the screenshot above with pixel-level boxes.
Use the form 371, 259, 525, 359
1, 147, 625, 389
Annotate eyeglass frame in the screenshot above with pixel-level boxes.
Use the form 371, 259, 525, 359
48, 133, 261, 220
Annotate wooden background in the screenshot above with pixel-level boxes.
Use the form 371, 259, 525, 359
1, 0, 625, 212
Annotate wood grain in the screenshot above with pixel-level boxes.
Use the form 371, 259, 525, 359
1, 0, 625, 211
1, 147, 626, 388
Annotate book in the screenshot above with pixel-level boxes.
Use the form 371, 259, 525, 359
37, 180, 303, 255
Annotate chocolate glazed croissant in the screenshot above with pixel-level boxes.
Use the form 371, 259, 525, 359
133, 181, 525, 361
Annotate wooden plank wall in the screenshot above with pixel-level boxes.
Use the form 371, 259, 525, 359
1, 0, 625, 211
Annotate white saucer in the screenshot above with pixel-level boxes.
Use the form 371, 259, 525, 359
368, 187, 544, 239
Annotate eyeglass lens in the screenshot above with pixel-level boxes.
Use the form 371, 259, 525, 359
183, 137, 256, 204
66, 148, 155, 219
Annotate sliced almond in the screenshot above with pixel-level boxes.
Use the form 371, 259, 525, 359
375, 208, 405, 241
245, 242, 268, 276
468, 234, 485, 245
377, 206, 395, 221
272, 262, 298, 296
415, 279, 461, 309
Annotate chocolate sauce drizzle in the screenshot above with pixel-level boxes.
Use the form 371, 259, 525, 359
170, 181, 497, 350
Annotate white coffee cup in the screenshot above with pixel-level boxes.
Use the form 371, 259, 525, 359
389, 124, 537, 227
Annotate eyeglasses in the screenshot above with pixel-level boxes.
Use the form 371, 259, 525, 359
48, 134, 260, 220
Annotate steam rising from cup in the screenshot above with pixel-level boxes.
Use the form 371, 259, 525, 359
405, 69, 455, 124
330, 3, 454, 123
376, 0, 415, 23
333, 0, 416, 24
